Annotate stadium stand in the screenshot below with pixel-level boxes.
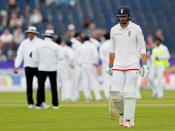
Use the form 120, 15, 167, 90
0, 0, 175, 61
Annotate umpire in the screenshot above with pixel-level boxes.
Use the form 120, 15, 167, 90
33, 29, 63, 109
14, 26, 43, 109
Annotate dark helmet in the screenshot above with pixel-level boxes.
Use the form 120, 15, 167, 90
117, 7, 131, 18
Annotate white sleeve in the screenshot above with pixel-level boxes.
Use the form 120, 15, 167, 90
110, 29, 116, 52
159, 46, 170, 59
14, 42, 24, 68
136, 26, 146, 54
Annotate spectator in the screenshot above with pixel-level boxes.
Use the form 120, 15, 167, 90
23, 6, 31, 26
9, 12, 23, 28
45, 0, 56, 6
30, 9, 43, 24
7, 49, 15, 60
83, 17, 97, 36
46, 23, 54, 30
63, 24, 75, 41
155, 28, 164, 41
13, 26, 24, 45
0, 48, 7, 61
0, 29, 13, 45
8, 0, 18, 13
0, 10, 8, 31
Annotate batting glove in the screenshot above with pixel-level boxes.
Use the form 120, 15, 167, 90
107, 64, 113, 76
140, 64, 149, 79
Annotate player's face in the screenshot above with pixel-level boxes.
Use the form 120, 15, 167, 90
118, 15, 128, 24
154, 40, 161, 46
27, 33, 36, 40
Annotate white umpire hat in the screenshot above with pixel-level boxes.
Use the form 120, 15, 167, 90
25, 26, 39, 34
43, 29, 56, 37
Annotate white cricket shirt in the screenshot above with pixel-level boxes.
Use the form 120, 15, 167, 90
75, 40, 98, 65
33, 37, 63, 71
71, 38, 82, 50
110, 21, 146, 70
14, 37, 43, 68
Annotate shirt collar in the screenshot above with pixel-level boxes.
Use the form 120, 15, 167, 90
119, 21, 132, 30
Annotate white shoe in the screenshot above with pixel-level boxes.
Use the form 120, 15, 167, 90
35, 106, 41, 110
41, 102, 50, 109
122, 123, 132, 128
53, 106, 59, 109
28, 104, 34, 109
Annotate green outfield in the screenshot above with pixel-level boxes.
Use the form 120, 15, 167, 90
0, 90, 175, 131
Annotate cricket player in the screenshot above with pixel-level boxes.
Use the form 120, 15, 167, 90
150, 36, 170, 98
14, 26, 49, 109
71, 32, 82, 50
33, 29, 63, 109
108, 7, 149, 128
60, 41, 76, 101
74, 36, 102, 101
99, 32, 111, 98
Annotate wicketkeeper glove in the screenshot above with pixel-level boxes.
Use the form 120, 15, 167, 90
140, 64, 149, 79
107, 64, 113, 76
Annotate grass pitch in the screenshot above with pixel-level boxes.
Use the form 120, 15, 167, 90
0, 90, 175, 131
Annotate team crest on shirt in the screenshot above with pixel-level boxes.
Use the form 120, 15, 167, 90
128, 31, 131, 37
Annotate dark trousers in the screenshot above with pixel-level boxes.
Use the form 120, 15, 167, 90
24, 67, 44, 105
36, 71, 58, 106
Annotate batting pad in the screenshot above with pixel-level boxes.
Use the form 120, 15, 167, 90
123, 93, 136, 126
108, 98, 116, 120
109, 91, 124, 116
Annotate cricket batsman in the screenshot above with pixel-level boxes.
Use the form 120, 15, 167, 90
107, 7, 149, 128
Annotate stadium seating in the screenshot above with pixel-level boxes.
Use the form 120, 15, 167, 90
0, 0, 175, 52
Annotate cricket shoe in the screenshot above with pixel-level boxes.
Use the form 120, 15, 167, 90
122, 123, 133, 128
41, 102, 50, 109
28, 104, 34, 109
35, 106, 42, 110
53, 106, 59, 109
119, 116, 124, 126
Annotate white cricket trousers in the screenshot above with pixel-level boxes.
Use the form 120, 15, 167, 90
101, 64, 110, 98
150, 65, 165, 98
58, 64, 75, 101
111, 70, 139, 92
111, 70, 139, 125
74, 65, 102, 100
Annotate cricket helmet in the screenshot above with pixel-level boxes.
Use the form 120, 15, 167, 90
117, 6, 131, 20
